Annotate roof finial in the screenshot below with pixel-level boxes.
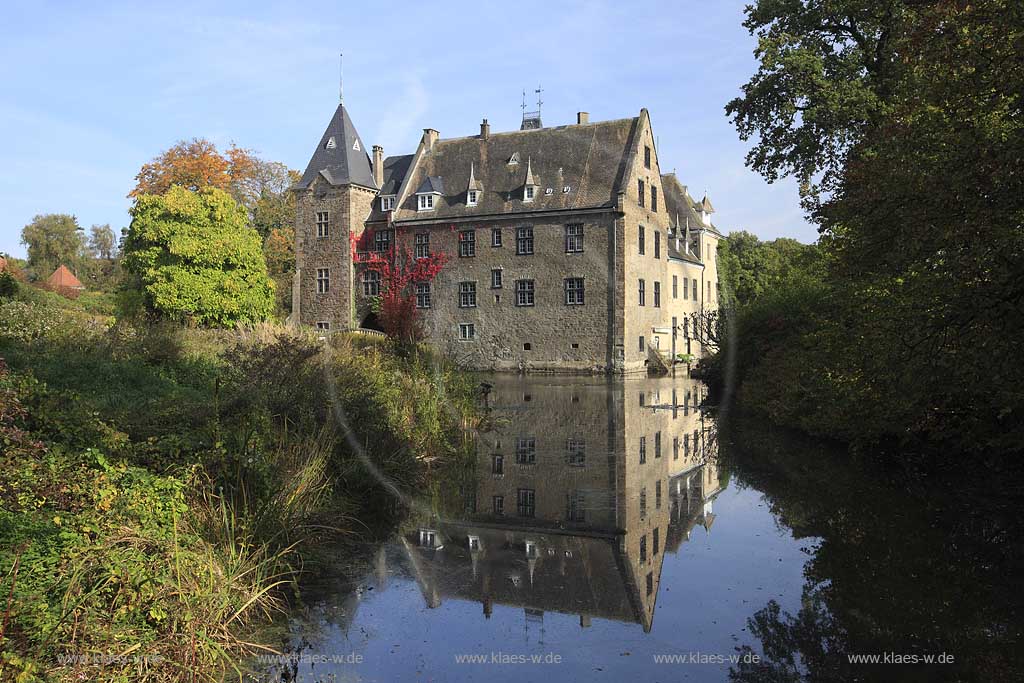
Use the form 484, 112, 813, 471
339, 52, 344, 104
521, 87, 543, 130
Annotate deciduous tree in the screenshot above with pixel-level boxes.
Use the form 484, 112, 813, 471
88, 223, 117, 260
20, 214, 86, 279
726, 0, 1024, 455
122, 187, 275, 326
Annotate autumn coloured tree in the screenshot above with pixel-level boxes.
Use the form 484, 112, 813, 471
130, 139, 299, 316
351, 228, 448, 346
130, 138, 256, 199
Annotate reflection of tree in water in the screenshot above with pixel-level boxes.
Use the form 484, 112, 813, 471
731, 590, 842, 683
721, 417, 1024, 682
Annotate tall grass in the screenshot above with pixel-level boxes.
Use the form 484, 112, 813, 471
0, 296, 482, 682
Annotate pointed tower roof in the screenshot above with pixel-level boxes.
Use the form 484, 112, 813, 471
700, 193, 715, 213
524, 157, 537, 186
295, 103, 377, 190
467, 162, 483, 192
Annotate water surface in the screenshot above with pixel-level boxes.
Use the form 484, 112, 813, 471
258, 374, 1022, 682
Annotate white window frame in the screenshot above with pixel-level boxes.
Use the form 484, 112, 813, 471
414, 232, 430, 259
491, 268, 503, 289
515, 279, 535, 307
467, 189, 478, 206
362, 270, 381, 296
458, 323, 476, 341
565, 278, 585, 305
417, 193, 436, 211
458, 281, 477, 308
373, 229, 392, 253
315, 321, 330, 331
516, 226, 534, 255
415, 282, 431, 309
565, 223, 583, 253
316, 211, 330, 238
524, 185, 535, 202
316, 268, 330, 294
380, 195, 395, 212
458, 230, 476, 257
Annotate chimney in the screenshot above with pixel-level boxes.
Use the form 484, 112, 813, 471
577, 112, 589, 124
480, 118, 490, 139
372, 145, 384, 188
423, 128, 439, 150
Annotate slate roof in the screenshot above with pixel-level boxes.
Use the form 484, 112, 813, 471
416, 176, 445, 194
379, 154, 413, 195
662, 172, 722, 240
47, 265, 84, 289
295, 103, 377, 190
390, 118, 639, 221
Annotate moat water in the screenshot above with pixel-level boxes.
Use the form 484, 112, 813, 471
256, 375, 1022, 682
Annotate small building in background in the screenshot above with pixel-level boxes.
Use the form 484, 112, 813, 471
46, 265, 85, 292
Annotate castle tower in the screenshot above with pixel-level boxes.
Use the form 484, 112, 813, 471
292, 102, 379, 330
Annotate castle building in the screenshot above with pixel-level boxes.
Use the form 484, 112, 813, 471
293, 100, 723, 374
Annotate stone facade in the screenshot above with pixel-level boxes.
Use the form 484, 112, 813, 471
294, 103, 723, 372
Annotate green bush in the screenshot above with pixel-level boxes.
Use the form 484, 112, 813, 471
122, 186, 275, 326
0, 270, 17, 298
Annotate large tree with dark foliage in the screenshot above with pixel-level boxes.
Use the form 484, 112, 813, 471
726, 0, 1023, 456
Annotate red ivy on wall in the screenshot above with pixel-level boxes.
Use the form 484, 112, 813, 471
351, 226, 449, 345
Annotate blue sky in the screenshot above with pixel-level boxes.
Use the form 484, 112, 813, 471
0, 0, 816, 258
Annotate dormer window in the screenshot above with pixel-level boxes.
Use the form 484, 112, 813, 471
380, 195, 395, 212
325, 136, 337, 149
466, 162, 483, 207
523, 157, 538, 203
415, 176, 444, 212
508, 152, 520, 165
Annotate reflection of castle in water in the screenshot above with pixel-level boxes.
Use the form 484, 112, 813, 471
402, 375, 723, 632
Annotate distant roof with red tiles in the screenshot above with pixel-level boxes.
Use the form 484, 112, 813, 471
47, 264, 84, 289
